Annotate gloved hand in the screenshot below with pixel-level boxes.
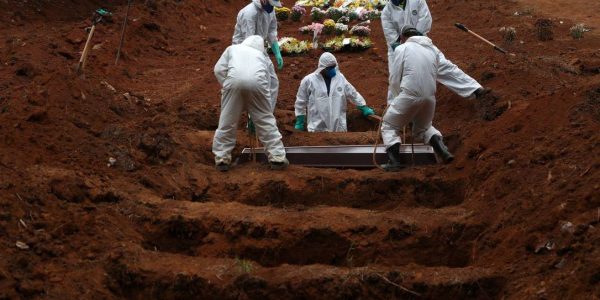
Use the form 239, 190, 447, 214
294, 115, 305, 131
247, 118, 256, 135
357, 105, 375, 117
271, 41, 284, 70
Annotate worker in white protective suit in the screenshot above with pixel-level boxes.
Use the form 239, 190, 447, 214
232, 0, 284, 116
381, 26, 454, 171
381, 0, 489, 103
213, 35, 288, 171
294, 52, 376, 132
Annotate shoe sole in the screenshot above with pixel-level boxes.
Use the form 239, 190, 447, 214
216, 165, 230, 172
270, 164, 288, 170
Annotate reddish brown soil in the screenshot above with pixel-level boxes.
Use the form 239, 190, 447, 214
0, 0, 599, 299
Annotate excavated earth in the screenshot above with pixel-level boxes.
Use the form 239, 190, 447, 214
0, 0, 599, 299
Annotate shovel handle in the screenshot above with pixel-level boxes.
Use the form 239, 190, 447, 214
368, 115, 382, 121
455, 23, 509, 55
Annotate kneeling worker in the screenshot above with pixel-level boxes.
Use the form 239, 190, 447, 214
381, 26, 454, 171
294, 52, 375, 132
213, 35, 288, 171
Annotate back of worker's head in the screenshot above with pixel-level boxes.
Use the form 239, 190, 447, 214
241, 35, 265, 52
398, 25, 423, 43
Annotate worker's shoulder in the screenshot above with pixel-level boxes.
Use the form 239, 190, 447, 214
302, 72, 319, 81
238, 2, 258, 16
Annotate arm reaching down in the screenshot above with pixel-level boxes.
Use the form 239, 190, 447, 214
214, 47, 231, 85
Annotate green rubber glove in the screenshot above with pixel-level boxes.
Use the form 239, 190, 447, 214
357, 105, 375, 117
247, 118, 256, 135
271, 41, 284, 70
294, 115, 305, 131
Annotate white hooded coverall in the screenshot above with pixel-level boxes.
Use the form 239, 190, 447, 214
382, 36, 443, 148
295, 53, 367, 132
381, 0, 481, 102
212, 36, 286, 165
232, 0, 279, 111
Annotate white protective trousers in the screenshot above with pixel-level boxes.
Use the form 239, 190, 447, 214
212, 36, 286, 164
232, 0, 279, 111
381, 1, 481, 103
295, 53, 366, 132
381, 93, 441, 146
383, 36, 442, 148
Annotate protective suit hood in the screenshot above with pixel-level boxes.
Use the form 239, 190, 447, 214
241, 35, 265, 52
316, 52, 338, 73
405, 36, 433, 47
252, 0, 282, 9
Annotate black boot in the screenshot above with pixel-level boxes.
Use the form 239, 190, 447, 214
215, 162, 230, 172
381, 143, 404, 172
429, 135, 454, 164
473, 87, 492, 99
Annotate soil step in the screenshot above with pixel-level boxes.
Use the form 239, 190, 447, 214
178, 165, 466, 210
135, 201, 485, 268
106, 249, 505, 300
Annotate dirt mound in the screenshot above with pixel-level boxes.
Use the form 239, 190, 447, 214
0, 0, 599, 299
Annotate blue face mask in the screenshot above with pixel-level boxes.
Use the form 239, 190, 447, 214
325, 67, 337, 78
263, 2, 274, 13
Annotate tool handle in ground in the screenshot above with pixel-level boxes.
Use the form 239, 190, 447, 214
76, 24, 97, 73
115, 0, 132, 65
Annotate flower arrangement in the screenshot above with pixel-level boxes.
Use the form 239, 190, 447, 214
337, 15, 350, 24
570, 23, 587, 39
291, 5, 306, 21
335, 23, 348, 35
275, 7, 291, 21
296, 0, 330, 8
322, 36, 372, 52
348, 10, 360, 21
333, 0, 345, 7
359, 9, 381, 20
323, 19, 336, 34
370, 0, 387, 9
499, 26, 516, 43
277, 37, 313, 55
310, 7, 327, 22
326, 7, 345, 22
299, 22, 325, 35
350, 25, 370, 37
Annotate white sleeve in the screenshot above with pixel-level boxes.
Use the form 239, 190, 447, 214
381, 6, 399, 48
343, 78, 366, 107
390, 46, 406, 98
295, 77, 310, 116
417, 0, 432, 35
232, 12, 256, 45
213, 47, 231, 85
267, 14, 278, 44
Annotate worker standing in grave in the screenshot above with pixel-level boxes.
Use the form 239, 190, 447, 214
232, 0, 284, 116
381, 26, 455, 171
294, 52, 376, 132
381, 0, 490, 104
213, 36, 289, 172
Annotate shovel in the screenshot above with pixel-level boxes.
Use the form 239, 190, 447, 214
76, 9, 112, 74
455, 23, 514, 56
